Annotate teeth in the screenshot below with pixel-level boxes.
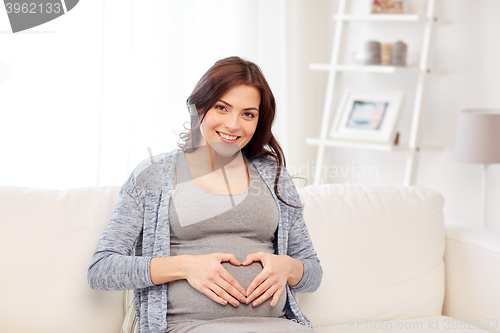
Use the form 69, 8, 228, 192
219, 132, 238, 140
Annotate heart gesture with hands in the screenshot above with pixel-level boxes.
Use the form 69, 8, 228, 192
183, 252, 248, 307
240, 252, 302, 308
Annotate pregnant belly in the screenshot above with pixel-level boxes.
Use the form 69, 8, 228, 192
222, 261, 263, 291
167, 261, 287, 321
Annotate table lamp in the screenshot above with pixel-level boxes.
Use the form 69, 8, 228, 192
453, 109, 500, 229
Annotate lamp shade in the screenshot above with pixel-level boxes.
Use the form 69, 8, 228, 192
453, 109, 500, 163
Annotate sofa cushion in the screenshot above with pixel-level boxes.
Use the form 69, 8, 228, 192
296, 184, 446, 324
0, 186, 122, 333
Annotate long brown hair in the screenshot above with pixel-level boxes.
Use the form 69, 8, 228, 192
178, 56, 299, 208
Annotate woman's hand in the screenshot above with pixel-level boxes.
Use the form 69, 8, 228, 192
241, 252, 304, 307
183, 253, 248, 307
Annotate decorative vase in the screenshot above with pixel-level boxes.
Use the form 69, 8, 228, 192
391, 41, 407, 66
365, 41, 381, 65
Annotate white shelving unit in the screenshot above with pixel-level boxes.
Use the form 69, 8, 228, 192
308, 0, 438, 186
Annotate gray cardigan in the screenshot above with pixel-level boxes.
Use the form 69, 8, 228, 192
88, 149, 323, 333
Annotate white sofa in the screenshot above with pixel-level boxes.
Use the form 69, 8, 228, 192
0, 184, 499, 333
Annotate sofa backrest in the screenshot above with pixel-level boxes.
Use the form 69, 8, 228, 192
0, 186, 122, 333
295, 184, 446, 326
0, 183, 446, 332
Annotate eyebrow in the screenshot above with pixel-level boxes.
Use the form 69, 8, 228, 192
219, 99, 259, 112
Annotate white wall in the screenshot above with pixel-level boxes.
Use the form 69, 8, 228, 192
286, 0, 500, 233
0, 1, 103, 190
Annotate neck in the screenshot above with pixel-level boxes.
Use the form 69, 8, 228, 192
187, 143, 242, 172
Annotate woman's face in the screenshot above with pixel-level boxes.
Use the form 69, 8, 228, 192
200, 85, 260, 156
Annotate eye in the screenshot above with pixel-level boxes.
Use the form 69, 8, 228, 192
243, 112, 256, 119
215, 105, 227, 112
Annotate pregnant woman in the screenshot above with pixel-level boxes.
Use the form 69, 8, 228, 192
88, 56, 322, 333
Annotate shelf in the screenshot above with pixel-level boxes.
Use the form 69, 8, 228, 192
310, 63, 422, 74
333, 14, 423, 22
309, 0, 438, 186
306, 137, 442, 152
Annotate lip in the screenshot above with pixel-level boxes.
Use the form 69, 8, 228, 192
216, 131, 241, 143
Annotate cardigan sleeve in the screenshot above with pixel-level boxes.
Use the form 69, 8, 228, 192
287, 207, 322, 293
87, 172, 155, 291
280, 167, 323, 293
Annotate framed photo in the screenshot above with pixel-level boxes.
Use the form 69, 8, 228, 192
329, 89, 404, 144
371, 0, 406, 14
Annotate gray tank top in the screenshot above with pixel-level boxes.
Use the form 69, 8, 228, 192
166, 150, 287, 323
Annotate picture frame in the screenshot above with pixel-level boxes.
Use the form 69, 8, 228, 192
329, 89, 404, 144
371, 0, 406, 14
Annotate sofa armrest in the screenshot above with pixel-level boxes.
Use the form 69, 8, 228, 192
443, 219, 500, 333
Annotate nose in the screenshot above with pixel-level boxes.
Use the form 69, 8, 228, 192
224, 112, 241, 132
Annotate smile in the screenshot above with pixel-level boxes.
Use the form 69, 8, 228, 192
217, 131, 240, 142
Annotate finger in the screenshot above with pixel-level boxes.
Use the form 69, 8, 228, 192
245, 270, 267, 297
228, 255, 242, 267
202, 284, 229, 306
241, 253, 259, 266
251, 283, 277, 307
210, 282, 240, 307
246, 276, 273, 304
218, 272, 247, 302
270, 287, 284, 307
218, 253, 242, 266
220, 268, 247, 295
242, 252, 266, 266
